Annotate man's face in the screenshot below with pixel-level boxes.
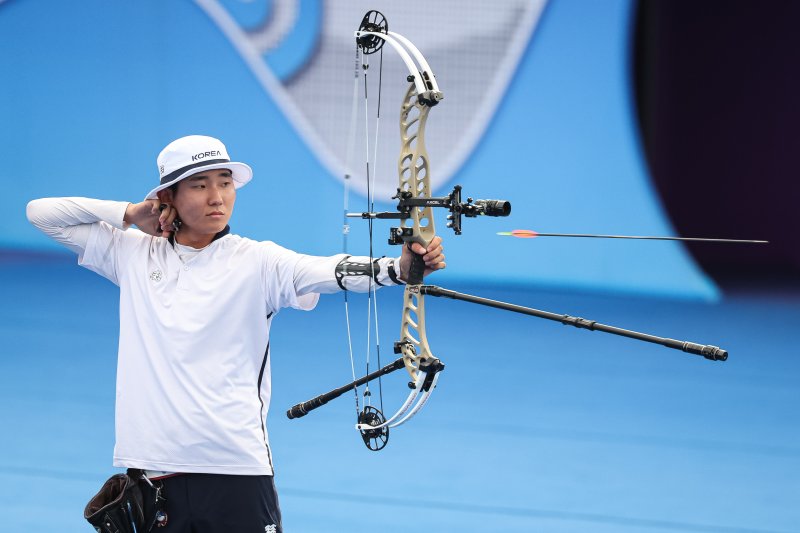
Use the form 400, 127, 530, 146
167, 168, 236, 239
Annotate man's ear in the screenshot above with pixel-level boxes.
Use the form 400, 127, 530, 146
157, 188, 174, 204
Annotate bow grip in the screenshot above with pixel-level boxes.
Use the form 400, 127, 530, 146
406, 244, 426, 285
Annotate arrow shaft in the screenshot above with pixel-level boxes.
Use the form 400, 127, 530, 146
534, 233, 767, 243
499, 230, 767, 244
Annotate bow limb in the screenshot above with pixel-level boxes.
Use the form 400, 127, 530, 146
354, 30, 443, 106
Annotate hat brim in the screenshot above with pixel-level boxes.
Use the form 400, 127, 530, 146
145, 161, 253, 200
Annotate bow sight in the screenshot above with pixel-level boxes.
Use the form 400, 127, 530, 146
347, 184, 512, 241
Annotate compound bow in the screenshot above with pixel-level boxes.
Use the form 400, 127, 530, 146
287, 10, 738, 451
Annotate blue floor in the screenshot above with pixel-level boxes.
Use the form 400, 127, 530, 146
1, 251, 798, 532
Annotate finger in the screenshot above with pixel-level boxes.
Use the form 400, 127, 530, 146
424, 261, 446, 276
164, 208, 178, 229
425, 253, 445, 266
159, 206, 175, 228
156, 211, 175, 238
426, 236, 442, 251
425, 250, 444, 262
153, 219, 169, 238
424, 246, 444, 261
421, 242, 441, 260
410, 242, 427, 256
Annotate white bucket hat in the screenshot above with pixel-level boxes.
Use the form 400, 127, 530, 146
145, 135, 253, 200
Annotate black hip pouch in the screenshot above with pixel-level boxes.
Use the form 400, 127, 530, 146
84, 469, 168, 532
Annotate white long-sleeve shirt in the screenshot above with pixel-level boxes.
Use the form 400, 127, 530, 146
27, 197, 400, 475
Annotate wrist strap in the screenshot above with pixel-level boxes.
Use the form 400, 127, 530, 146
388, 258, 404, 285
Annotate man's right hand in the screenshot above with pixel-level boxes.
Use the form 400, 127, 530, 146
124, 200, 177, 238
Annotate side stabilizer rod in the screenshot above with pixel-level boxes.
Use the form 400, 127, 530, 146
287, 358, 405, 420
420, 285, 728, 361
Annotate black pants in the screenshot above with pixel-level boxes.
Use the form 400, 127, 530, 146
157, 474, 282, 532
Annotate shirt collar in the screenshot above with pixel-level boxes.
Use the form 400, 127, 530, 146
168, 225, 230, 248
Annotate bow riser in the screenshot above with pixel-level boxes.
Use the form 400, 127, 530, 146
399, 83, 436, 256
398, 82, 439, 382
399, 286, 432, 381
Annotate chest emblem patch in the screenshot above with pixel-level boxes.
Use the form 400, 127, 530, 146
149, 269, 163, 283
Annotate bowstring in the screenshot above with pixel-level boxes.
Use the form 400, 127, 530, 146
346, 42, 386, 420
343, 46, 361, 417
361, 46, 385, 415
361, 51, 373, 409
369, 47, 385, 412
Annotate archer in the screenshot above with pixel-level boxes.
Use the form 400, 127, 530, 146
26, 134, 445, 533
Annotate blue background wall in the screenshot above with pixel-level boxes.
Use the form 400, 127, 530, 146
2, 1, 797, 532
1, 0, 718, 299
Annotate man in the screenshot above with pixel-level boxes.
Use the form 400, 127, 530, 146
26, 135, 445, 532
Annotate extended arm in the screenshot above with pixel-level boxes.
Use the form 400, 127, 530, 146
292, 236, 445, 296
293, 254, 403, 295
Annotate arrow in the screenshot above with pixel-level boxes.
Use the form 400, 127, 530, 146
497, 229, 768, 244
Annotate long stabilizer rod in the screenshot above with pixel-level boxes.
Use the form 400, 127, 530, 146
420, 285, 728, 361
287, 358, 405, 419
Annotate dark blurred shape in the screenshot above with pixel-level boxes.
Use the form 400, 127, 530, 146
633, 0, 800, 284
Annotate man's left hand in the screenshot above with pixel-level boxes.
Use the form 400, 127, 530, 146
399, 235, 446, 281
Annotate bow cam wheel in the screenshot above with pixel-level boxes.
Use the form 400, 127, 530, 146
357, 10, 388, 55
358, 406, 389, 451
